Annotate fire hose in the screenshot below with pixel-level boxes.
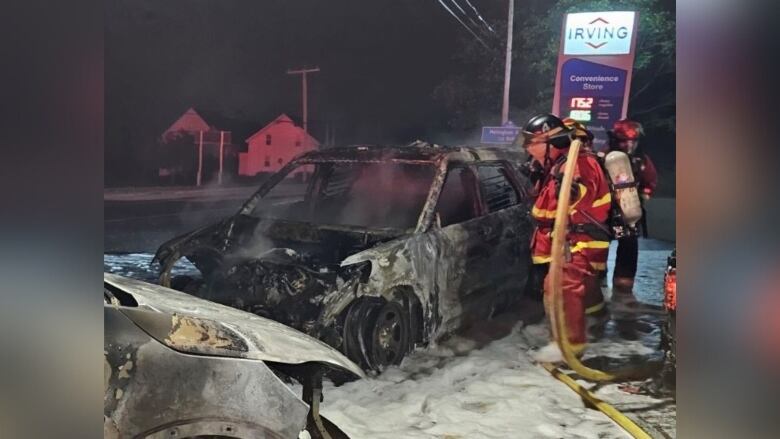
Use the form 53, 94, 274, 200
548, 138, 658, 382
545, 139, 659, 438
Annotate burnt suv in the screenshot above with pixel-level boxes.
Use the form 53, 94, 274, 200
154, 144, 533, 370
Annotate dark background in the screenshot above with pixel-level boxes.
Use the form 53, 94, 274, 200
6, 0, 780, 437
106, 0, 675, 189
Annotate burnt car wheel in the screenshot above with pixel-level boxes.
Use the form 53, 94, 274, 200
368, 301, 411, 370
342, 298, 383, 369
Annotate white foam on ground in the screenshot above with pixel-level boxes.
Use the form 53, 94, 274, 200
316, 241, 674, 439
318, 322, 633, 439
104, 240, 674, 438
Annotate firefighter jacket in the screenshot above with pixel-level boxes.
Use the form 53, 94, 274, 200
531, 150, 612, 271
632, 153, 658, 198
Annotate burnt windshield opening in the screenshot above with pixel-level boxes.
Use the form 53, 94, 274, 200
104, 283, 139, 307
251, 161, 435, 230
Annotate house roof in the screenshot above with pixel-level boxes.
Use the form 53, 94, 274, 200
246, 113, 320, 145
193, 108, 263, 145
161, 107, 266, 147
161, 107, 211, 135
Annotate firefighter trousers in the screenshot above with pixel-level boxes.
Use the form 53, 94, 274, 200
613, 235, 639, 290
542, 252, 602, 345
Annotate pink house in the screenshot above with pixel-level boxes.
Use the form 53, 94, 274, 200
239, 114, 320, 177
159, 107, 238, 183
162, 107, 212, 141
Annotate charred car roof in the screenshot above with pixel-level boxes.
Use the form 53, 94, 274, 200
292, 144, 523, 165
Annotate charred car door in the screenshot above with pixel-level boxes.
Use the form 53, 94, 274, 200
432, 165, 493, 329
474, 162, 533, 300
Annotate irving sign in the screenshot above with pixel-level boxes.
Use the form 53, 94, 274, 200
552, 11, 639, 151
563, 12, 636, 56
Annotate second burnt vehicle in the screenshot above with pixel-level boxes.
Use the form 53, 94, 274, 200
154, 143, 534, 371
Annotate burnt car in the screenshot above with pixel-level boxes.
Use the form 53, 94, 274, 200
104, 273, 364, 439
154, 144, 533, 370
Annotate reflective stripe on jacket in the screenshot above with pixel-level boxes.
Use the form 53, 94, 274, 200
531, 151, 611, 270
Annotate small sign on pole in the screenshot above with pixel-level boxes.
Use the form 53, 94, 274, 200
481, 122, 521, 145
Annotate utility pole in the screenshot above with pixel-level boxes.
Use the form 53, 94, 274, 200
218, 130, 224, 185
287, 67, 320, 135
196, 130, 204, 187
501, 0, 514, 125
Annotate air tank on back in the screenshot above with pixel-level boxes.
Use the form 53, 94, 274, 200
604, 150, 643, 227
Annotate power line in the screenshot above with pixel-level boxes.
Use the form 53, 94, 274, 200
450, 0, 491, 37
435, 0, 490, 49
464, 0, 495, 33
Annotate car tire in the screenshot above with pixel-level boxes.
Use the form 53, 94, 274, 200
367, 300, 411, 371
342, 298, 383, 369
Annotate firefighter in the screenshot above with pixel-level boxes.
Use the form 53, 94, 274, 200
521, 114, 612, 362
608, 119, 658, 295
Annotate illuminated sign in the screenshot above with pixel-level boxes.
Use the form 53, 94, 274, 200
559, 59, 628, 149
554, 11, 638, 151
563, 11, 635, 56
569, 110, 592, 121
570, 97, 594, 109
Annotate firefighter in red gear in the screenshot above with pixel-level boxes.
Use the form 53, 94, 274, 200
608, 119, 658, 293
521, 114, 612, 361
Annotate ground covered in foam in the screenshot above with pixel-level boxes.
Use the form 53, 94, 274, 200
105, 239, 675, 439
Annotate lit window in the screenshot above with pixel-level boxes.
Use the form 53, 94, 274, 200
266, 134, 272, 145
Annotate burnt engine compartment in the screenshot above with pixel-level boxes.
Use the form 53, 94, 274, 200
168, 213, 398, 335
204, 250, 342, 331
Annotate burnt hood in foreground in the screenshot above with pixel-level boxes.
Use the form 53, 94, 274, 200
104, 273, 365, 379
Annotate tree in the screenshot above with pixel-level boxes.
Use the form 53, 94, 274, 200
158, 132, 196, 185
432, 0, 675, 132
519, 0, 675, 130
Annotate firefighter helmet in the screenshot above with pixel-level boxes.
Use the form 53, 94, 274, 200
521, 114, 573, 149
611, 119, 644, 140
563, 117, 594, 144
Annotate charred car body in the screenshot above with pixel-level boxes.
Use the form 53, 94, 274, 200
154, 144, 534, 370
104, 273, 363, 439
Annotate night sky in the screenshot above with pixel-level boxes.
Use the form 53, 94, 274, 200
106, 0, 674, 186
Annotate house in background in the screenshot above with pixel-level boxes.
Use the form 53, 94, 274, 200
159, 107, 255, 184
239, 114, 320, 179
161, 107, 212, 142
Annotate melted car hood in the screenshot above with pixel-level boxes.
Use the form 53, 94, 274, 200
104, 273, 365, 378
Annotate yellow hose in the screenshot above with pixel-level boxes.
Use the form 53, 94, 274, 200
541, 362, 653, 439
548, 139, 654, 381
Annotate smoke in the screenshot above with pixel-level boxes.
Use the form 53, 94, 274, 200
332, 162, 434, 230
232, 220, 277, 260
